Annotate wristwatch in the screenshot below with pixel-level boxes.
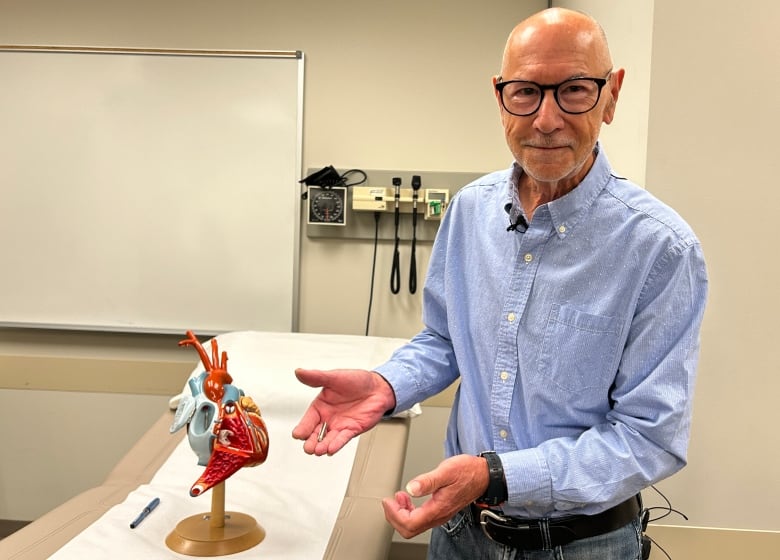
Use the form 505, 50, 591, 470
475, 451, 508, 507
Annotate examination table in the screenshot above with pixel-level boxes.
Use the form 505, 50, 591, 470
1, 332, 412, 560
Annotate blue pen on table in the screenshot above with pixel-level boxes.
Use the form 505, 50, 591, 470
130, 497, 160, 529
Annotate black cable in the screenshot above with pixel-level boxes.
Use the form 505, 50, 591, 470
409, 175, 421, 294
644, 534, 672, 560
300, 167, 366, 199
365, 211, 381, 336
390, 177, 401, 294
339, 168, 367, 187
646, 485, 689, 524
639, 485, 687, 560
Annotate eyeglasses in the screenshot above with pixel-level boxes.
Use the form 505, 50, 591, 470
495, 73, 611, 116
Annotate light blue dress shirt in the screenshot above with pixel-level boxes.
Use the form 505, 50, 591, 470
375, 145, 708, 518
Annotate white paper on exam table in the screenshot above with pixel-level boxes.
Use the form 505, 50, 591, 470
49, 331, 412, 560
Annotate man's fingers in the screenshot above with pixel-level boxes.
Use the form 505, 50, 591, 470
393, 491, 413, 510
297, 423, 355, 456
382, 492, 426, 539
381, 493, 412, 520
291, 406, 321, 440
323, 428, 354, 456
294, 368, 328, 388
405, 470, 437, 498
313, 426, 355, 456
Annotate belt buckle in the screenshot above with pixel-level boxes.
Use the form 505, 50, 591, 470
479, 509, 531, 543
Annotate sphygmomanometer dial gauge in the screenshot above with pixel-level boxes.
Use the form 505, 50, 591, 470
308, 187, 346, 225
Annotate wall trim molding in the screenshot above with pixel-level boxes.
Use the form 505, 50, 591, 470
0, 355, 190, 395
646, 524, 779, 558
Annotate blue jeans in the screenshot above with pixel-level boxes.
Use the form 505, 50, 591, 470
427, 506, 644, 560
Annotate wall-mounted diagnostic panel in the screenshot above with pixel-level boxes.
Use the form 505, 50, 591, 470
304, 168, 483, 241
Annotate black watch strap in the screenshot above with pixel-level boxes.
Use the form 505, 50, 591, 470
476, 451, 508, 507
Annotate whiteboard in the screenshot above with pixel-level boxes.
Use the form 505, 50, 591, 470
0, 47, 303, 334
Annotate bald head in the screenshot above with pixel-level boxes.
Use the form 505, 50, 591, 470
492, 8, 625, 192
501, 8, 613, 78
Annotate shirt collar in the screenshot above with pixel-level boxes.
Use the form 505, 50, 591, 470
504, 142, 613, 237
504, 163, 525, 225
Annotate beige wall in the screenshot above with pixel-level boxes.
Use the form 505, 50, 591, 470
1, 0, 779, 556
642, 0, 780, 533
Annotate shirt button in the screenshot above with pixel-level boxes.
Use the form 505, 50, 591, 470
558, 225, 567, 233
499, 429, 508, 439
500, 371, 509, 381
524, 253, 533, 263
507, 312, 516, 322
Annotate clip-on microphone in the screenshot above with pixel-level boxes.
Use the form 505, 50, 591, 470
507, 214, 529, 232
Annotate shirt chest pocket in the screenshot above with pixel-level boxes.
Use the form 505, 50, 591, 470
533, 304, 622, 394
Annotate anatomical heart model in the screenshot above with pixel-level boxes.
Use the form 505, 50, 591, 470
172, 330, 269, 494
166, 330, 269, 556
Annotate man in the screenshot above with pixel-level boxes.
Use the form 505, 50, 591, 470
293, 8, 707, 559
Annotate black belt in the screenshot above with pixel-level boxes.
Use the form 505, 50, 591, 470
473, 495, 640, 551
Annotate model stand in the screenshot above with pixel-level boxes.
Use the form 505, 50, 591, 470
165, 481, 265, 556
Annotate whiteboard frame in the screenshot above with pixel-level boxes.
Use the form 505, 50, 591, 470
0, 46, 304, 335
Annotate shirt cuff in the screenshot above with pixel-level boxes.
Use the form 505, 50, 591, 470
501, 448, 552, 515
374, 360, 422, 414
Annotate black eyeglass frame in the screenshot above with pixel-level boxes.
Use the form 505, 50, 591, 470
495, 73, 611, 117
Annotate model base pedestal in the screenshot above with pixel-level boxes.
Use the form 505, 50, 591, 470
165, 512, 265, 556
